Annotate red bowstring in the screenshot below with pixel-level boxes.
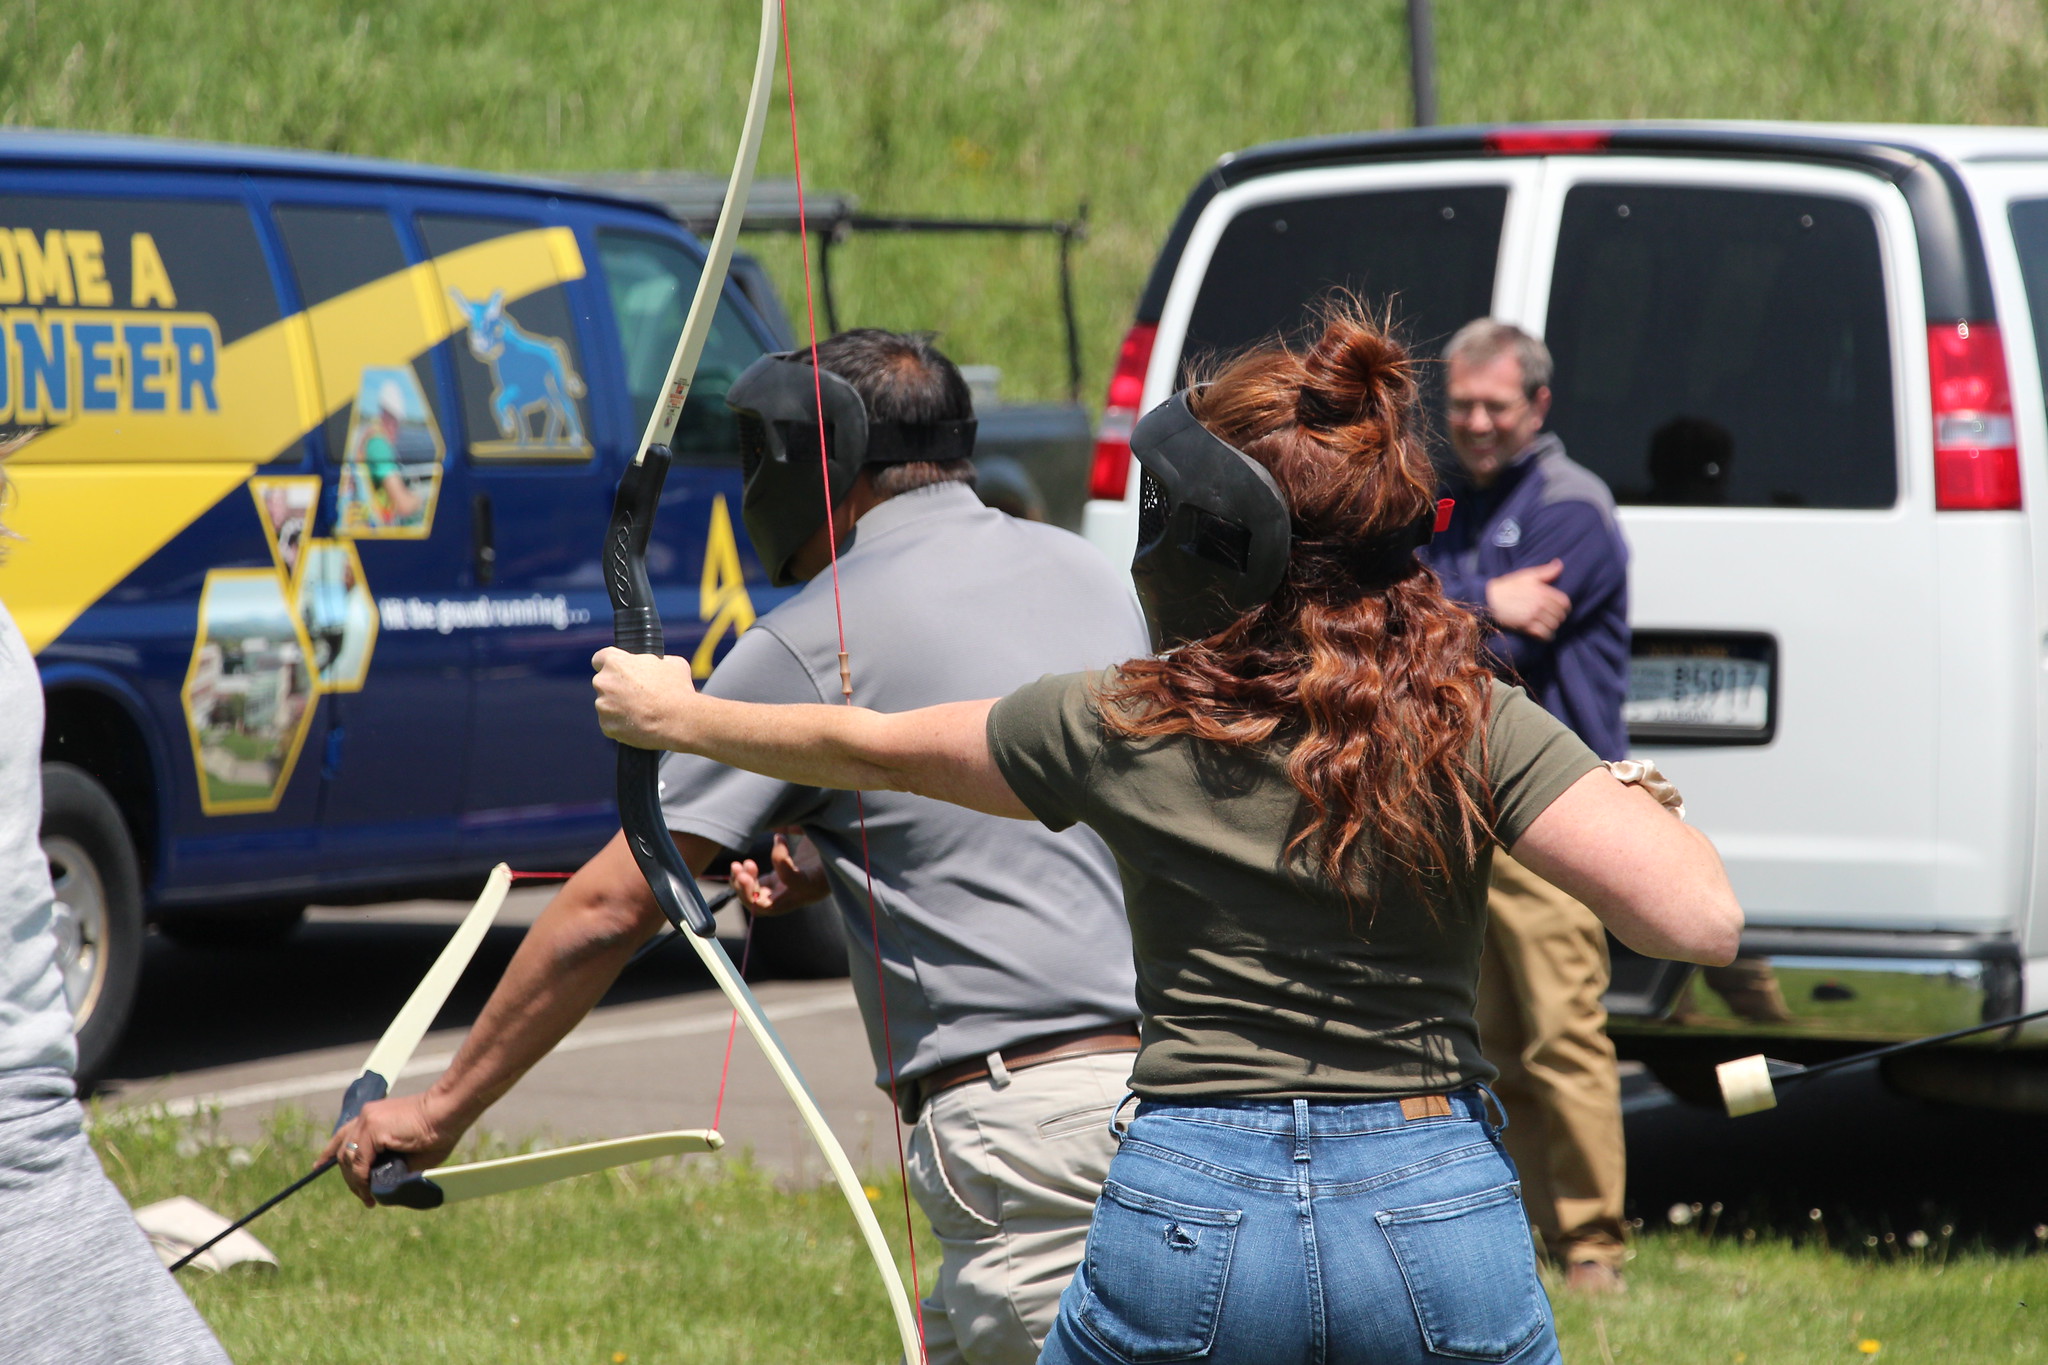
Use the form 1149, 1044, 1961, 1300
781, 3, 929, 1359
710, 908, 757, 1130
507, 870, 574, 882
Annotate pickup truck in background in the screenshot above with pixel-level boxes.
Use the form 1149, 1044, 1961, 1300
553, 171, 1099, 531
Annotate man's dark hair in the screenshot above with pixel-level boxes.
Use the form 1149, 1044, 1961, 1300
813, 328, 977, 496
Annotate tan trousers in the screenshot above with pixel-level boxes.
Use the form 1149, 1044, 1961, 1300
903, 1049, 1134, 1365
1473, 849, 1629, 1270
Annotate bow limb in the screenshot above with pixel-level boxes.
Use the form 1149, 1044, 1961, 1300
171, 865, 515, 1271
601, 2, 923, 1357
687, 930, 923, 1354
341, 863, 515, 1128
372, 1130, 723, 1208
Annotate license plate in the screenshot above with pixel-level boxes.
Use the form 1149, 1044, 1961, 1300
1626, 650, 1771, 732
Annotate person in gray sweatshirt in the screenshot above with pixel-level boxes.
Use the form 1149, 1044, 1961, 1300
0, 430, 232, 1365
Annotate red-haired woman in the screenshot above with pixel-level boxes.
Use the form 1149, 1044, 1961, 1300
592, 306, 1741, 1365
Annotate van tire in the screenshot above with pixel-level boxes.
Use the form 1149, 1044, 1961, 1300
39, 764, 145, 1091
157, 903, 307, 949
747, 902, 850, 980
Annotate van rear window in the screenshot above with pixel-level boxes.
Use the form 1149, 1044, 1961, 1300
1544, 184, 1896, 509
1182, 185, 1507, 380
2004, 199, 2048, 413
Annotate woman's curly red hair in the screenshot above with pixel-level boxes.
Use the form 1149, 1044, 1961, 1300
1100, 300, 1495, 906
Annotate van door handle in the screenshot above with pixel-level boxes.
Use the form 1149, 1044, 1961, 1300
472, 493, 496, 586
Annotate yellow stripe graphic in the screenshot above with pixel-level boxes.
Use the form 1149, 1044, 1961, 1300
0, 227, 585, 654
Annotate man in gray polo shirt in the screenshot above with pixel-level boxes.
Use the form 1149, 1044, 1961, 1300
332, 331, 1148, 1365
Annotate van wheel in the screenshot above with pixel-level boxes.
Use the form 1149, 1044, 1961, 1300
40, 764, 145, 1090
747, 902, 850, 980
158, 903, 307, 949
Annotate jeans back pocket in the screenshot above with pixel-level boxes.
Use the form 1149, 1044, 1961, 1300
1376, 1182, 1549, 1361
1078, 1178, 1242, 1362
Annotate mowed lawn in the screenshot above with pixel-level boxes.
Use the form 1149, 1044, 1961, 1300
100, 1110, 2047, 1364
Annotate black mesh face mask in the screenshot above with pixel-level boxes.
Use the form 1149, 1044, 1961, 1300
1127, 390, 1453, 649
1128, 391, 1292, 649
729, 353, 868, 587
727, 350, 977, 587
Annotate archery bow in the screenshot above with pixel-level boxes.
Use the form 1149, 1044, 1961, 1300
593, 1, 924, 1355
170, 865, 515, 1272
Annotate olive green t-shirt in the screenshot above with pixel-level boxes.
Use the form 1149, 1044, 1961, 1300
986, 673, 1600, 1101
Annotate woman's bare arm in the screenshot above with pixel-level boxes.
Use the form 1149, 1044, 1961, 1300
592, 648, 1033, 819
1508, 769, 1742, 966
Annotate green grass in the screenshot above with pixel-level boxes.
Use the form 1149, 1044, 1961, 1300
11, 1, 2048, 405
99, 1109, 2048, 1364
1549, 1233, 2048, 1364
99, 1107, 920, 1364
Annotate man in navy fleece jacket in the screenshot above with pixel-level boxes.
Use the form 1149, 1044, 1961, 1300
1421, 318, 1633, 1293
1421, 327, 1630, 760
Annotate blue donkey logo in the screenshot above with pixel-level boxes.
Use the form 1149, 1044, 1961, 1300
451, 289, 589, 452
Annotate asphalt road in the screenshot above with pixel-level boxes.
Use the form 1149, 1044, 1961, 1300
98, 891, 2048, 1244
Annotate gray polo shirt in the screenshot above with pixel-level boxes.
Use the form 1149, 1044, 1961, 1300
660, 483, 1149, 1084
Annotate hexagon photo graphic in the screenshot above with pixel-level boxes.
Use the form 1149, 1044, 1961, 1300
181, 570, 319, 814
295, 539, 378, 692
248, 475, 321, 581
336, 365, 445, 538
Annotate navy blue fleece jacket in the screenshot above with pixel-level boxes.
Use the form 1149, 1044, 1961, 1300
1420, 432, 1632, 761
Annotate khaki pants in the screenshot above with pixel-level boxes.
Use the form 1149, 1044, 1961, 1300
1474, 849, 1628, 1270
903, 1049, 1134, 1365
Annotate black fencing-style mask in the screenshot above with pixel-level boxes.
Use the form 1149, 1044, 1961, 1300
1129, 390, 1453, 649
728, 351, 976, 586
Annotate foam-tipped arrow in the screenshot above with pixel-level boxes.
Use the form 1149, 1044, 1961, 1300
1714, 1002, 2048, 1118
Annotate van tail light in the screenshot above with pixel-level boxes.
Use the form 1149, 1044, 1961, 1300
1484, 129, 1611, 156
1090, 322, 1159, 501
1929, 321, 2021, 510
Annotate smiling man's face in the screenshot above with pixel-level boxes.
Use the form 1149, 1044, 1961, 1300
1445, 350, 1550, 488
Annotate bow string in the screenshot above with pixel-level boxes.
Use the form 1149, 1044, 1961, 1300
600, 1, 924, 1357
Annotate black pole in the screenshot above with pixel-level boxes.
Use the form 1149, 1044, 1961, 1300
1058, 202, 1087, 405
817, 225, 841, 335
1407, 0, 1438, 128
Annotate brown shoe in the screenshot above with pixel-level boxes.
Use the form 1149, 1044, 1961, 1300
1564, 1260, 1627, 1295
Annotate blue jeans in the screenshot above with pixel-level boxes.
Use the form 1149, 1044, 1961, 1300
1037, 1091, 1560, 1365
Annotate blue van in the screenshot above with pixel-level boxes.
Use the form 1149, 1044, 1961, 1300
0, 131, 802, 1080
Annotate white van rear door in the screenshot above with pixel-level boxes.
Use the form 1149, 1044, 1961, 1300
1969, 166, 2048, 975
1090, 161, 1543, 566
1518, 157, 1946, 931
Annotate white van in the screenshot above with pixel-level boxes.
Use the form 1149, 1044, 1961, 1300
1085, 122, 2048, 1105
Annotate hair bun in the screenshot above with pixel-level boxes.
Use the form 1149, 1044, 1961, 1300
1293, 304, 1416, 448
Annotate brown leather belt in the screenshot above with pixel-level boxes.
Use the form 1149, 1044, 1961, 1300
915, 1024, 1141, 1109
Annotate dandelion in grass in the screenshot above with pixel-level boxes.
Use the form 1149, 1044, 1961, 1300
1906, 1230, 1928, 1249
1668, 1203, 1694, 1226
1858, 1340, 1881, 1355
864, 1184, 881, 1202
